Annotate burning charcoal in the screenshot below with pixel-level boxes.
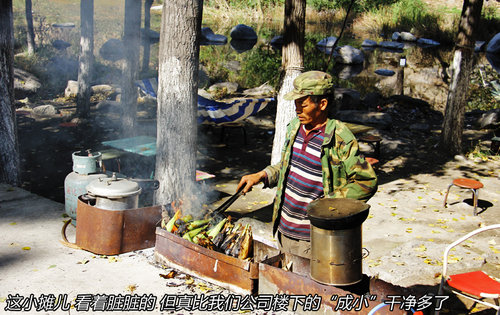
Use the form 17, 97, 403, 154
174, 221, 188, 236
196, 235, 214, 250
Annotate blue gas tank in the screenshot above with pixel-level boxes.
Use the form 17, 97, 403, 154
64, 151, 107, 224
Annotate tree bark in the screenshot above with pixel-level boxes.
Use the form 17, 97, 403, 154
270, 0, 305, 165
142, 0, 153, 74
25, 0, 35, 55
76, 0, 94, 118
154, 0, 202, 210
0, 0, 20, 185
441, 0, 483, 155
121, 0, 141, 135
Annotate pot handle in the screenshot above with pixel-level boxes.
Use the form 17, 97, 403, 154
362, 247, 370, 259
60, 219, 82, 250
128, 178, 160, 190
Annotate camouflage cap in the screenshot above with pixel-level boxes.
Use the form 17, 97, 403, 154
283, 71, 334, 101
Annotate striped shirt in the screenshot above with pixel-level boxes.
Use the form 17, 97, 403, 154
278, 124, 325, 241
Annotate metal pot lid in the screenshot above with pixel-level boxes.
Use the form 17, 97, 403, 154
86, 173, 141, 198
307, 198, 370, 230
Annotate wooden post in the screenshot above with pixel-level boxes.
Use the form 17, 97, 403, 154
396, 56, 406, 95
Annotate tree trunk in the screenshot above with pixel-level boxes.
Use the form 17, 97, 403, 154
76, 0, 94, 118
154, 0, 202, 210
25, 0, 35, 54
142, 0, 153, 74
441, 0, 483, 155
0, 0, 20, 186
121, 0, 141, 135
270, 0, 305, 165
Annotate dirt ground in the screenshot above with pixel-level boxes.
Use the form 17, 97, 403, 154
4, 93, 500, 314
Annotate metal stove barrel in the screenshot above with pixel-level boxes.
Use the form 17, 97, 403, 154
307, 198, 370, 286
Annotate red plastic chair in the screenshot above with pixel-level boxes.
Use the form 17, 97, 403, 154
436, 224, 500, 315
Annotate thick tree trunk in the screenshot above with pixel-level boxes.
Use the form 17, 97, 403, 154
142, 0, 153, 74
76, 0, 94, 118
0, 0, 20, 185
441, 0, 483, 155
154, 0, 202, 209
270, 0, 305, 165
25, 0, 35, 54
121, 0, 141, 135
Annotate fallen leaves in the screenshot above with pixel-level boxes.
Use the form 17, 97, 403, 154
159, 270, 177, 279
126, 284, 137, 293
447, 255, 463, 263
107, 256, 119, 263
196, 283, 212, 293
367, 259, 382, 267
185, 276, 194, 285
414, 245, 427, 252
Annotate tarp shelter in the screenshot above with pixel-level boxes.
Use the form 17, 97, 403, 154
135, 78, 274, 125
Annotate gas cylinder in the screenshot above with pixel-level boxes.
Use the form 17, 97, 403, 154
64, 151, 107, 224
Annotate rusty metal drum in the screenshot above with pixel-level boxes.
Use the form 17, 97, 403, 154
307, 198, 370, 286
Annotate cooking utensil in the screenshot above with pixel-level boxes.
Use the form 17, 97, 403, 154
86, 173, 142, 210
208, 186, 244, 217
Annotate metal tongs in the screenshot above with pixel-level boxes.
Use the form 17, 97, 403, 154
207, 186, 245, 217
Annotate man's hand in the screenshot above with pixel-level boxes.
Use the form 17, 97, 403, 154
237, 171, 267, 194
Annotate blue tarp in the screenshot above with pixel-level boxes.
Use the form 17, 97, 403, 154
135, 78, 274, 125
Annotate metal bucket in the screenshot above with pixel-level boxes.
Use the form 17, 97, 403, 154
307, 198, 370, 286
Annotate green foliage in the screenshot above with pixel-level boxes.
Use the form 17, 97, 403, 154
479, 5, 500, 41
205, 0, 284, 10
467, 65, 500, 112
391, 0, 436, 30
306, 0, 337, 11
238, 46, 281, 88
482, 5, 499, 21
319, 0, 398, 13
466, 141, 497, 160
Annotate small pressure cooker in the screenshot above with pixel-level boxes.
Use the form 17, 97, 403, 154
86, 173, 142, 210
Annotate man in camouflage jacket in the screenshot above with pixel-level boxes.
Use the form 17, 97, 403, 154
237, 71, 377, 262
263, 115, 378, 237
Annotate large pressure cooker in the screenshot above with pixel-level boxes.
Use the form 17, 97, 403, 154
86, 173, 142, 210
307, 198, 370, 286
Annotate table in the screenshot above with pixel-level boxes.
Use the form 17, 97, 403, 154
345, 122, 374, 135
101, 136, 215, 181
